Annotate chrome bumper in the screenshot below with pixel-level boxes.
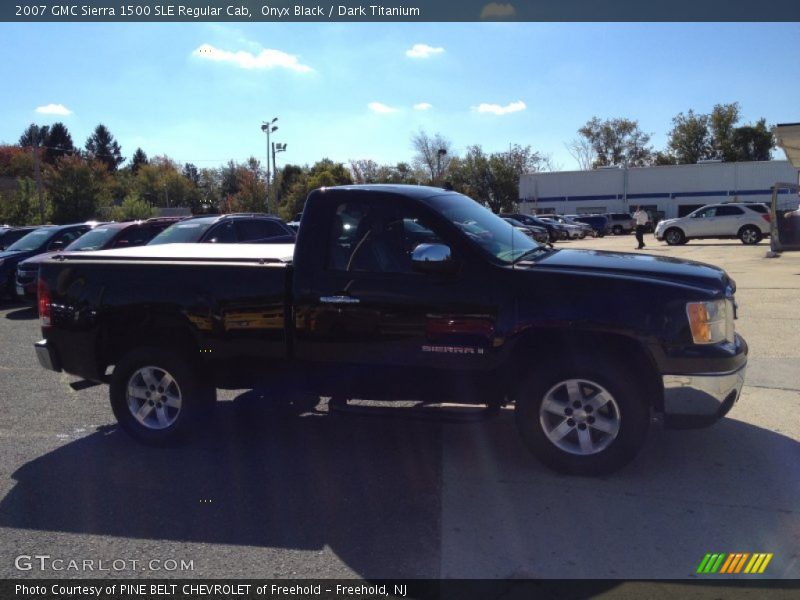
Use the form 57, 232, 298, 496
662, 364, 746, 428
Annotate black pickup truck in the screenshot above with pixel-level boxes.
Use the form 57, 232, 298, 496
34, 185, 747, 475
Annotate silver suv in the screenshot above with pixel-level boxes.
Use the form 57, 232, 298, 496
655, 203, 770, 245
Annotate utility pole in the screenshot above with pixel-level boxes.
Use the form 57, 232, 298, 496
31, 128, 45, 223
271, 142, 287, 210
261, 118, 278, 213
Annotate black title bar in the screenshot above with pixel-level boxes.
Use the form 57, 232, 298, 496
3, 0, 800, 22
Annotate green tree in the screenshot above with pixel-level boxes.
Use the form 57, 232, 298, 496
577, 117, 653, 167
43, 122, 76, 164
19, 123, 49, 147
44, 155, 111, 223
667, 110, 713, 164
109, 195, 157, 221
731, 119, 774, 161
710, 103, 740, 161
0, 177, 48, 225
85, 124, 124, 172
130, 148, 148, 174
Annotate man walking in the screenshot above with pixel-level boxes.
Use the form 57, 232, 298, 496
633, 206, 648, 249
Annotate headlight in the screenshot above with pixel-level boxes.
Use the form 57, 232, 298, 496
686, 299, 734, 344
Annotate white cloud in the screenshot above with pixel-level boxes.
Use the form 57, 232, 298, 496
35, 103, 72, 116
368, 102, 400, 114
405, 43, 445, 59
474, 100, 526, 115
413, 102, 433, 111
192, 43, 313, 73
480, 3, 516, 19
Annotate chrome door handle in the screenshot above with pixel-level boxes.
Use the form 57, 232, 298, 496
320, 295, 360, 304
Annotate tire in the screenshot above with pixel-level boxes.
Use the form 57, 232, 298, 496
664, 228, 685, 246
514, 354, 650, 475
612, 225, 623, 235
110, 346, 215, 445
738, 225, 762, 245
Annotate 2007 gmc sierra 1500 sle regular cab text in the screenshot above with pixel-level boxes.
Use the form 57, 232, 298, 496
34, 185, 747, 475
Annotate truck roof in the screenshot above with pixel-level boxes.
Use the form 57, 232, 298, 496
51, 242, 295, 264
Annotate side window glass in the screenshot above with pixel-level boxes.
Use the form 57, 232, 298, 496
328, 202, 371, 271
208, 222, 237, 243
717, 206, 743, 216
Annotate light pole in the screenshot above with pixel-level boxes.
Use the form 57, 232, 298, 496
436, 148, 447, 185
272, 142, 287, 209
261, 118, 278, 213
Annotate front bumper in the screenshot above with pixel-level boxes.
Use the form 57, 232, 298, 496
662, 363, 746, 428
35, 339, 61, 373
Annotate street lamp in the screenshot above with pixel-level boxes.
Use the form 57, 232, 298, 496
261, 118, 278, 213
272, 142, 287, 208
436, 148, 447, 185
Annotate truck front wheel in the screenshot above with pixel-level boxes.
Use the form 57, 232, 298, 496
110, 346, 215, 445
515, 356, 649, 475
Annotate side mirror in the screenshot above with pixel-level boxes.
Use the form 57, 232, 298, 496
411, 243, 455, 274
49, 240, 64, 251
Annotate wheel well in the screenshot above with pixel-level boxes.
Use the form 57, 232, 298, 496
101, 319, 201, 373
506, 330, 663, 410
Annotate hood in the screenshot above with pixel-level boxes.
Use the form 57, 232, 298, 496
18, 250, 59, 268
526, 248, 731, 293
0, 249, 37, 264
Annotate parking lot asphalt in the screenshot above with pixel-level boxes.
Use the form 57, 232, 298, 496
0, 233, 798, 582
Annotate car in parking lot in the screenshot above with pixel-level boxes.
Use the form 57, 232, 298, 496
605, 212, 636, 235
0, 226, 40, 251
500, 213, 567, 243
539, 217, 584, 239
148, 213, 296, 245
15, 218, 179, 303
564, 214, 611, 237
502, 217, 550, 244
547, 215, 595, 238
0, 222, 97, 299
655, 203, 771, 246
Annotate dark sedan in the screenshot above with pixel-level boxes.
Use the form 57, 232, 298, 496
0, 222, 97, 300
0, 226, 40, 251
500, 213, 567, 243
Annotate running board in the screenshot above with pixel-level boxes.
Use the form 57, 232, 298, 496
327, 397, 502, 422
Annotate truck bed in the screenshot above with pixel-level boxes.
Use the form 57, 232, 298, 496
52, 242, 296, 264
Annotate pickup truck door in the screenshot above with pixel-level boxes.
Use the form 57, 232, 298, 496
294, 197, 497, 375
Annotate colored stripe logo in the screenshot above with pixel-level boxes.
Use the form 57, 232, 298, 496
697, 553, 773, 574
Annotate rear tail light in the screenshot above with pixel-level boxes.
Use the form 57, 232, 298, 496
761, 214, 771, 223
38, 277, 52, 327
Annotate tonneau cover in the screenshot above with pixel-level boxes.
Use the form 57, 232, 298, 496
50, 243, 295, 264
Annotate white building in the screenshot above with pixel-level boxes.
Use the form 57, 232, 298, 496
518, 160, 799, 219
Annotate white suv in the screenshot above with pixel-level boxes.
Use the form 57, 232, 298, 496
655, 203, 770, 246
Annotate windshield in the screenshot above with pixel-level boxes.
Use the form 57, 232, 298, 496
65, 227, 119, 251
5, 229, 52, 252
433, 194, 540, 263
148, 220, 213, 245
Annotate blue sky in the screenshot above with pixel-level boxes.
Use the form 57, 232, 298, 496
1, 22, 799, 171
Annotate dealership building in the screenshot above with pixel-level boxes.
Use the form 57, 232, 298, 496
518, 160, 799, 219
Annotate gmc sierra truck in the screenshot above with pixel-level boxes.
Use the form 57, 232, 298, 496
34, 185, 747, 475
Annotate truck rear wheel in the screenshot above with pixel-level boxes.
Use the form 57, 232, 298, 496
110, 346, 215, 445
514, 355, 649, 475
